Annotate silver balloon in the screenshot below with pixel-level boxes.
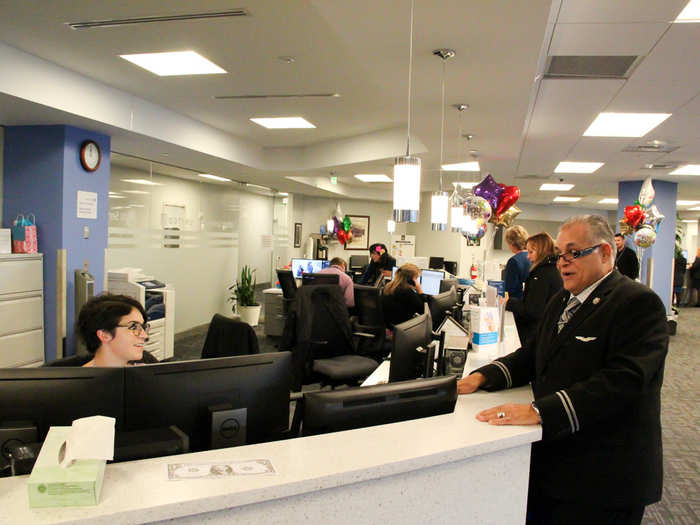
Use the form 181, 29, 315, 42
634, 226, 656, 248
643, 204, 664, 230
464, 194, 492, 222
638, 177, 655, 207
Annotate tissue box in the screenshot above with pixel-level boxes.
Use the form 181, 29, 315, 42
28, 427, 106, 508
470, 306, 499, 352
0, 229, 10, 254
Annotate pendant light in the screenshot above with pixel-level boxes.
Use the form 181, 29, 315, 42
430, 48, 454, 231
393, 0, 421, 223
450, 104, 469, 232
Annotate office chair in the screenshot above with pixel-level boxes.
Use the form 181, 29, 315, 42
352, 284, 390, 360
428, 257, 445, 270
200, 314, 259, 359
301, 273, 340, 286
292, 284, 378, 390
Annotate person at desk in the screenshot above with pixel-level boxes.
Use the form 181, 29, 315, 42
503, 225, 530, 299
458, 215, 668, 525
318, 257, 355, 307
505, 232, 563, 346
359, 243, 396, 285
75, 294, 157, 367
381, 264, 426, 328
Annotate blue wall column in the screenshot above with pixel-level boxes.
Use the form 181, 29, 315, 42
617, 180, 677, 313
3, 125, 110, 360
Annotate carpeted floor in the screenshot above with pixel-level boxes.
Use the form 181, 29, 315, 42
172, 305, 699, 524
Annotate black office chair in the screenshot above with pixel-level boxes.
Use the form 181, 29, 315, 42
301, 273, 339, 286
352, 284, 390, 360
292, 284, 378, 389
200, 314, 259, 359
429, 256, 445, 270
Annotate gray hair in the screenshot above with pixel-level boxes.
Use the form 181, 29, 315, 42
560, 215, 616, 258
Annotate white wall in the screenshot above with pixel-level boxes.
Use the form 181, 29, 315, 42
239, 191, 274, 284
0, 126, 4, 222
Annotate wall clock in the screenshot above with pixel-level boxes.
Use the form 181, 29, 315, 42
80, 140, 101, 172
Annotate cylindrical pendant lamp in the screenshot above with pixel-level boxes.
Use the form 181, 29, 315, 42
393, 155, 421, 223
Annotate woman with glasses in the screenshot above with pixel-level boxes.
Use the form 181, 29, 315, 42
505, 232, 563, 346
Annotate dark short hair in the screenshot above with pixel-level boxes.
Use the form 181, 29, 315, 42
614, 233, 624, 239
77, 294, 147, 354
329, 257, 346, 267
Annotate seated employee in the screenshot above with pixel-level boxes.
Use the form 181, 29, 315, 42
318, 257, 355, 307
70, 294, 157, 367
359, 243, 396, 285
381, 263, 426, 328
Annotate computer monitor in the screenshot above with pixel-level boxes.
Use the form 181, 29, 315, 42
302, 375, 457, 436
388, 311, 432, 383
421, 269, 445, 295
428, 257, 444, 270
427, 287, 458, 330
291, 258, 330, 278
440, 278, 459, 294
124, 352, 292, 451
349, 255, 369, 270
301, 273, 340, 286
0, 367, 125, 439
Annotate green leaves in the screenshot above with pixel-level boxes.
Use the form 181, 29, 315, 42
229, 265, 258, 309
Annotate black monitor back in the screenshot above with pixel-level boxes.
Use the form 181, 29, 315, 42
428, 256, 444, 270
349, 255, 369, 269
302, 273, 339, 286
302, 375, 457, 436
277, 269, 297, 299
443, 261, 458, 275
388, 311, 432, 383
124, 352, 292, 451
428, 287, 458, 330
0, 367, 124, 438
439, 278, 459, 294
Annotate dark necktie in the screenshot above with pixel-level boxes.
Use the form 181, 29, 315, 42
557, 296, 581, 333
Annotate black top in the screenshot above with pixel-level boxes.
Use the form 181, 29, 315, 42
505, 257, 563, 346
381, 286, 426, 328
503, 251, 530, 299
615, 245, 639, 280
359, 254, 397, 285
689, 257, 700, 288
673, 254, 687, 288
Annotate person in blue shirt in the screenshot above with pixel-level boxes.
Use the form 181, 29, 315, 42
503, 225, 530, 299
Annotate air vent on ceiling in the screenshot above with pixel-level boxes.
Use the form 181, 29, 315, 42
622, 143, 679, 154
641, 162, 679, 170
215, 93, 340, 100
545, 56, 639, 79
67, 9, 249, 30
515, 174, 550, 180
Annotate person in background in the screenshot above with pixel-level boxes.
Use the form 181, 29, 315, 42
689, 248, 700, 307
503, 225, 530, 299
505, 232, 563, 346
319, 257, 355, 307
458, 215, 668, 525
381, 263, 426, 329
673, 249, 687, 306
614, 233, 640, 280
359, 243, 396, 285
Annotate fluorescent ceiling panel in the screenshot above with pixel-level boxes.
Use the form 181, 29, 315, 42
198, 173, 232, 182
354, 174, 392, 182
598, 198, 619, 204
583, 112, 671, 137
675, 0, 700, 22
677, 200, 700, 206
121, 178, 162, 186
250, 117, 315, 129
120, 51, 226, 76
553, 196, 581, 202
670, 164, 700, 175
682, 219, 698, 223
452, 182, 478, 189
121, 190, 150, 195
540, 183, 574, 191
554, 162, 604, 173
108, 195, 125, 199
441, 161, 480, 171
690, 206, 700, 211
246, 183, 272, 191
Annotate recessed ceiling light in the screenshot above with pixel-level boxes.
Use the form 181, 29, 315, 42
690, 206, 700, 211
682, 219, 698, 223
276, 192, 289, 196
128, 204, 145, 208
246, 183, 272, 191
250, 117, 315, 129
598, 198, 619, 204
108, 195, 125, 199
121, 190, 150, 195
441, 161, 480, 171
677, 200, 700, 206
554, 162, 604, 174
675, 0, 700, 22
119, 51, 226, 76
540, 183, 574, 191
583, 112, 671, 137
670, 164, 700, 175
354, 174, 392, 182
553, 196, 581, 202
121, 178, 163, 186
198, 173, 232, 182
452, 182, 478, 189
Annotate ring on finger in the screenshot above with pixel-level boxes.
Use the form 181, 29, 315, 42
497, 411, 506, 419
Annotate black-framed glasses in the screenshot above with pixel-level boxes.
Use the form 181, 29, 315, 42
554, 244, 601, 263
116, 321, 150, 335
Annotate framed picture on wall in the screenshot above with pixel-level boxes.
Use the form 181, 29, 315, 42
294, 223, 302, 248
345, 215, 370, 250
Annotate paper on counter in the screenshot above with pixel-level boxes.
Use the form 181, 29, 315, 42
58, 416, 115, 468
167, 460, 276, 480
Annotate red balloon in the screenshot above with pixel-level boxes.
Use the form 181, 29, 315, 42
495, 185, 520, 217
624, 205, 645, 229
337, 229, 347, 245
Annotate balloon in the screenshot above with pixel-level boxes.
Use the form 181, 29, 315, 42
473, 174, 503, 211
634, 226, 656, 248
638, 177, 655, 207
624, 205, 645, 229
333, 217, 341, 234
464, 195, 492, 222
462, 220, 487, 241
495, 184, 520, 217
336, 229, 347, 245
343, 215, 352, 232
346, 229, 353, 242
643, 205, 664, 230
494, 205, 521, 227
618, 218, 634, 237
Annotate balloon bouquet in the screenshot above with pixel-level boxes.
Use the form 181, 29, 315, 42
454, 174, 522, 243
328, 204, 354, 247
619, 177, 664, 248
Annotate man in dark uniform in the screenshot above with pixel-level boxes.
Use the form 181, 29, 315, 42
458, 215, 668, 525
614, 233, 640, 280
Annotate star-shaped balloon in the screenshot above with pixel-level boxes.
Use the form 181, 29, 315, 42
494, 205, 521, 227
643, 204, 664, 231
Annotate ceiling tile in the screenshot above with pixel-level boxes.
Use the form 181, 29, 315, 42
550, 22, 668, 56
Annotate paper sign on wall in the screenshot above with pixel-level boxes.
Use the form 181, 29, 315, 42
77, 191, 97, 219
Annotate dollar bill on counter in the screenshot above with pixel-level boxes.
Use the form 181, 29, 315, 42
167, 459, 276, 480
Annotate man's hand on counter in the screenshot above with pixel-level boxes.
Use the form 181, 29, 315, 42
476, 403, 541, 426
457, 372, 486, 394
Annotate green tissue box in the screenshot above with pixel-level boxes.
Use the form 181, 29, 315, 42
27, 427, 106, 508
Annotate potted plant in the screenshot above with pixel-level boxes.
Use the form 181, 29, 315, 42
228, 265, 261, 326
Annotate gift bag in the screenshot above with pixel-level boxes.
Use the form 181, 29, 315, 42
12, 214, 38, 253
